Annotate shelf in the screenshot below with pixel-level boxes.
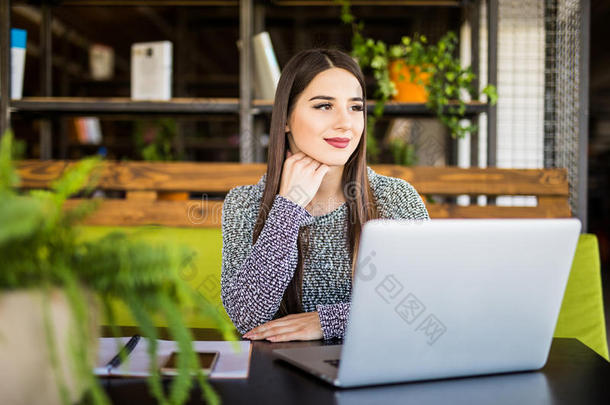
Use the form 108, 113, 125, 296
271, 0, 461, 6
14, 0, 240, 6
13, 0, 460, 6
251, 99, 488, 116
11, 97, 488, 117
11, 97, 242, 115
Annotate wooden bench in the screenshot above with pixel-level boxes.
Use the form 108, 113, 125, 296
16, 160, 608, 360
15, 160, 571, 224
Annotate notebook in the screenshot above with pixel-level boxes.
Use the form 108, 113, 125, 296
94, 337, 251, 379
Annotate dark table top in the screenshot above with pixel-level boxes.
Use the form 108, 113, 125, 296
99, 329, 610, 405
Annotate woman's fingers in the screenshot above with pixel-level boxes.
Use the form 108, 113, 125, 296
315, 164, 330, 179
286, 151, 305, 161
257, 325, 299, 340
243, 312, 323, 341
279, 150, 329, 208
243, 317, 291, 337
267, 331, 306, 342
244, 323, 299, 340
243, 314, 307, 339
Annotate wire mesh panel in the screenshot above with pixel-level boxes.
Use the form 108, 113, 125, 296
496, 0, 546, 206
477, 0, 584, 213
544, 0, 583, 215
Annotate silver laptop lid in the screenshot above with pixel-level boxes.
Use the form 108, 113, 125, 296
338, 218, 581, 387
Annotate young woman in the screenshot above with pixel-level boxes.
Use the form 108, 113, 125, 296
221, 48, 429, 343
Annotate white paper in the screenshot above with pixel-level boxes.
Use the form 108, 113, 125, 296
131, 41, 172, 100
11, 48, 26, 99
94, 337, 251, 379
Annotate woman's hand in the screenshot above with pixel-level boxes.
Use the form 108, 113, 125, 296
242, 312, 324, 342
279, 149, 330, 209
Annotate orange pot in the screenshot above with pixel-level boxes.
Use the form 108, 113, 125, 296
389, 60, 431, 103
157, 191, 190, 201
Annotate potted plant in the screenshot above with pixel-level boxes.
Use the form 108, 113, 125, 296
335, 0, 498, 164
134, 118, 189, 201
0, 130, 236, 405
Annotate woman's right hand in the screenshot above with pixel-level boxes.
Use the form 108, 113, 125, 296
279, 149, 330, 209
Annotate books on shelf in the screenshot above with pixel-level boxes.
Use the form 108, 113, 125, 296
10, 28, 27, 100
94, 337, 251, 379
131, 41, 173, 101
72, 117, 102, 145
252, 31, 280, 101
89, 44, 114, 81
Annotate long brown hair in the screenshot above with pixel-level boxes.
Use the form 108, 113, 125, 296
252, 48, 380, 318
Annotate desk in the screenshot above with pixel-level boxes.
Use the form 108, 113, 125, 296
100, 329, 610, 405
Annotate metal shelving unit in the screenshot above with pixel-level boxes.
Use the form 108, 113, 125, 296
10, 97, 489, 116
0, 0, 498, 164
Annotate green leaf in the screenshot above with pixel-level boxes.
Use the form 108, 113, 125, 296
51, 156, 102, 202
482, 85, 499, 105
0, 130, 20, 191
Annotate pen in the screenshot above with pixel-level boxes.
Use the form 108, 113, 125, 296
106, 334, 141, 373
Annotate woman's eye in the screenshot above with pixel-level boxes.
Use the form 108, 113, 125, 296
313, 104, 364, 111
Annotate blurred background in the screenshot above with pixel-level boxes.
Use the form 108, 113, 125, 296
2, 0, 608, 349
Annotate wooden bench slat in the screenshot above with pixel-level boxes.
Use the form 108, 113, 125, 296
17, 161, 267, 192
63, 198, 571, 228
17, 161, 569, 196
126, 191, 158, 200
19, 160, 572, 226
371, 165, 569, 196
426, 203, 571, 219
64, 200, 225, 228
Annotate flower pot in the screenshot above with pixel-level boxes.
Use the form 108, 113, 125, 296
389, 60, 431, 103
0, 288, 99, 405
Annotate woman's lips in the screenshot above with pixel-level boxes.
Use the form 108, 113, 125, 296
324, 138, 350, 149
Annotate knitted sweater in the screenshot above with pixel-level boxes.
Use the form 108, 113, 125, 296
220, 166, 430, 340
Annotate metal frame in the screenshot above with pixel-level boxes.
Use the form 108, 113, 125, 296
469, 0, 480, 167
239, 0, 254, 163
0, 0, 10, 137
543, 0, 556, 170
486, 0, 498, 167
39, 3, 53, 159
578, 0, 590, 232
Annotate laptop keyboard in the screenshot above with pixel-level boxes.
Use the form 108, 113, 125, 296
324, 359, 340, 368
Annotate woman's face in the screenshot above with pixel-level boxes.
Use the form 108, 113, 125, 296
285, 67, 365, 166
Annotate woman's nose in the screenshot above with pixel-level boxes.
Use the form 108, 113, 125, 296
333, 107, 352, 130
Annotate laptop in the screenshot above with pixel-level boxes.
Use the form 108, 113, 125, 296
272, 218, 581, 388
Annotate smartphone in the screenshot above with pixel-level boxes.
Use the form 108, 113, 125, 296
160, 351, 219, 376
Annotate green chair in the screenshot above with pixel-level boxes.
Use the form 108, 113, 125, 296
79, 226, 231, 329
81, 226, 608, 361
553, 234, 608, 360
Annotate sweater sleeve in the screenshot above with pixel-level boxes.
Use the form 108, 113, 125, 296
316, 302, 350, 340
221, 189, 314, 335
314, 177, 430, 340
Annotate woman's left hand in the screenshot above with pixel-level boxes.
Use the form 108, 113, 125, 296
242, 312, 323, 342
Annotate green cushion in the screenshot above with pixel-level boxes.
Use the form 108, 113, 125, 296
554, 234, 609, 361
79, 227, 608, 359
78, 226, 231, 329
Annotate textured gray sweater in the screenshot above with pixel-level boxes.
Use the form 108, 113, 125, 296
221, 166, 430, 340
